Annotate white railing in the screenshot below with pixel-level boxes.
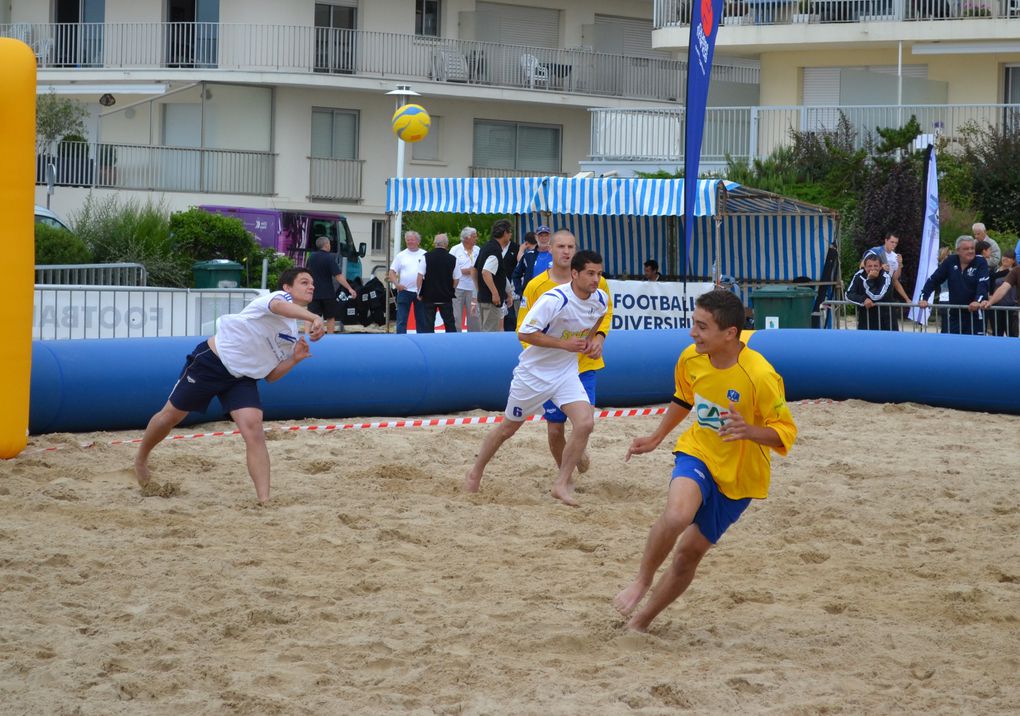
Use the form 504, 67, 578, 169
654, 0, 1019, 28
36, 141, 275, 195
589, 103, 1020, 163
308, 157, 364, 202
469, 166, 568, 178
0, 22, 759, 103
34, 286, 261, 340
36, 263, 148, 286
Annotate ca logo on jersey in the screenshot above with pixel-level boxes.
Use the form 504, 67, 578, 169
693, 393, 727, 431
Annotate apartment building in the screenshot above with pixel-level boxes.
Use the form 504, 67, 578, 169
3, 0, 760, 271
583, 1, 1020, 176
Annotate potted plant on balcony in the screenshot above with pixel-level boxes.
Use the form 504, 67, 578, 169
792, 0, 820, 23
722, 0, 750, 25
961, 1, 993, 16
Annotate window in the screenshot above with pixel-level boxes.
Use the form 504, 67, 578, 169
416, 0, 440, 36
371, 219, 386, 253
473, 120, 561, 172
311, 108, 358, 160
411, 116, 441, 161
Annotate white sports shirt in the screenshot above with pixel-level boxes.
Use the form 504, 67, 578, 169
390, 248, 426, 293
517, 284, 608, 383
215, 291, 299, 379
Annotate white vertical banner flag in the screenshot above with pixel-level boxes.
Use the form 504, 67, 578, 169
909, 145, 940, 325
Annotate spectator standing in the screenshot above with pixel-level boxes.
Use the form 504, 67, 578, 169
918, 236, 989, 335
513, 226, 554, 300
474, 220, 515, 332
450, 226, 481, 332
982, 249, 1019, 337
644, 260, 661, 281
502, 228, 521, 331
865, 233, 912, 305
388, 231, 427, 334
972, 223, 1001, 271
847, 254, 895, 330
416, 233, 458, 333
306, 236, 357, 334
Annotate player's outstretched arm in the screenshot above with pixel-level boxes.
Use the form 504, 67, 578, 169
626, 401, 689, 462
264, 338, 312, 383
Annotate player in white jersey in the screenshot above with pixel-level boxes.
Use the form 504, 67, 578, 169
464, 250, 608, 506
134, 267, 325, 504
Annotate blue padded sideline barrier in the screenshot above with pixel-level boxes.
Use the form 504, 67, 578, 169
29, 329, 1020, 435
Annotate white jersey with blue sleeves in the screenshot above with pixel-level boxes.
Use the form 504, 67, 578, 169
517, 285, 608, 384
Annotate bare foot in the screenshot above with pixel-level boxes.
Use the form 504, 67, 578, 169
551, 483, 579, 507
464, 469, 482, 493
613, 581, 649, 616
577, 451, 591, 474
625, 616, 650, 633
133, 457, 151, 487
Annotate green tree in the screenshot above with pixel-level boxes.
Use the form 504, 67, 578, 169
35, 224, 93, 265
401, 212, 507, 250
36, 91, 88, 155
961, 122, 1020, 235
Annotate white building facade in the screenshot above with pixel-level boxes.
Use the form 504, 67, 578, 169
4, 0, 759, 273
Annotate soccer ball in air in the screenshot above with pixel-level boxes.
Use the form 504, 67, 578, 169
391, 104, 431, 143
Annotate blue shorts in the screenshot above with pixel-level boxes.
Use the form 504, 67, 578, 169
543, 370, 597, 423
671, 453, 751, 544
168, 340, 262, 414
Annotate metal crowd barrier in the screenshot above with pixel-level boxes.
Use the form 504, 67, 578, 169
821, 300, 1020, 336
35, 263, 148, 287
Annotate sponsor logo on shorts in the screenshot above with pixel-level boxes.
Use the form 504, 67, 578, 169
187, 376, 196, 384
693, 392, 727, 431
693, 467, 706, 480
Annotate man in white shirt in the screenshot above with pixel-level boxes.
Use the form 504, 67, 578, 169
449, 226, 481, 332
474, 220, 515, 332
464, 250, 609, 507
134, 267, 325, 504
388, 230, 427, 333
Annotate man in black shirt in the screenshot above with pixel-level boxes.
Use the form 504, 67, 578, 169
306, 236, 358, 334
416, 233, 458, 333
475, 219, 514, 332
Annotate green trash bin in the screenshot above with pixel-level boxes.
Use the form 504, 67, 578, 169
751, 285, 816, 329
193, 259, 243, 289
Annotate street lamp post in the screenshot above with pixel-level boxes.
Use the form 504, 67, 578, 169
386, 84, 421, 262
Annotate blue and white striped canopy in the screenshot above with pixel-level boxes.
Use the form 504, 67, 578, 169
386, 176, 732, 216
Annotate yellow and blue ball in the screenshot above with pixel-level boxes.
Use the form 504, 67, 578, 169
391, 103, 431, 143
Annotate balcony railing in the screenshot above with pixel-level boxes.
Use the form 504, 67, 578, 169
589, 103, 1020, 165
654, 0, 1020, 28
0, 21, 760, 103
308, 157, 364, 202
37, 141, 275, 195
469, 166, 568, 178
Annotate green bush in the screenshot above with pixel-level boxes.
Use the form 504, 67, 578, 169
72, 194, 183, 286
402, 212, 507, 251
168, 208, 290, 288
961, 123, 1020, 236
35, 223, 93, 265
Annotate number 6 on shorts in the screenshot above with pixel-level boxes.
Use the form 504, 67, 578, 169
512, 406, 523, 418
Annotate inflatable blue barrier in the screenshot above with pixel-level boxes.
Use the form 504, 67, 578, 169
29, 330, 1020, 435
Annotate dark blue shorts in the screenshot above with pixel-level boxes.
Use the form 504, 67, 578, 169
543, 370, 597, 423
168, 340, 262, 414
671, 452, 751, 544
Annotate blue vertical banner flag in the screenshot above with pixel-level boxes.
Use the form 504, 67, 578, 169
909, 144, 940, 325
682, 0, 723, 281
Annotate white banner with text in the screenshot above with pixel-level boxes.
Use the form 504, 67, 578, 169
606, 279, 715, 330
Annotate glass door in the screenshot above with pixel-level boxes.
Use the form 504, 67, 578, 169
314, 3, 357, 74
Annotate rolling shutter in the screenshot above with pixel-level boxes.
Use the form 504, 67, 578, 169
475, 2, 560, 49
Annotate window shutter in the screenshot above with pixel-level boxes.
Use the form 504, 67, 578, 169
475, 2, 560, 49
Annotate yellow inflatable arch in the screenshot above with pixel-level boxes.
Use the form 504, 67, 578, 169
0, 39, 36, 458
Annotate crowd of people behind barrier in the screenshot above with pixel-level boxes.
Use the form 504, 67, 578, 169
845, 224, 1019, 337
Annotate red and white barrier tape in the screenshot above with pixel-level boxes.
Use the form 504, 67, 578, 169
23, 401, 836, 455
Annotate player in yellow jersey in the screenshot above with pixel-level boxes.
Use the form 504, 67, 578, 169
613, 289, 797, 632
517, 230, 612, 482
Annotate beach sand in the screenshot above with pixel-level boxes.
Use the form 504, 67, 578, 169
1, 399, 1017, 714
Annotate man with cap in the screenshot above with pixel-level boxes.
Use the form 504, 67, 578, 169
513, 225, 553, 298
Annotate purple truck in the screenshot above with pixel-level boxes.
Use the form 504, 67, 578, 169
199, 205, 366, 281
